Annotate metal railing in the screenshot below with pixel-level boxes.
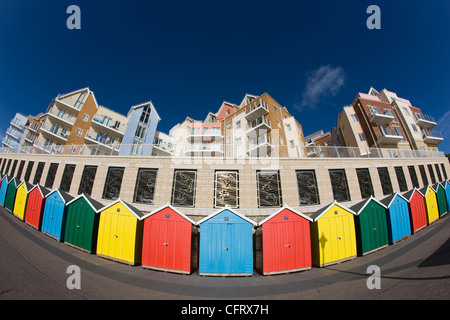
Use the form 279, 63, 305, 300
0, 143, 445, 159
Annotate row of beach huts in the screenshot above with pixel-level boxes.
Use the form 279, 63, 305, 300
0, 173, 449, 276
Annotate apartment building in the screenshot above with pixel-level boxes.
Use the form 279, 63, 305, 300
222, 93, 306, 158
338, 87, 443, 152
23, 113, 46, 147
2, 113, 30, 148
34, 87, 99, 153
119, 101, 161, 156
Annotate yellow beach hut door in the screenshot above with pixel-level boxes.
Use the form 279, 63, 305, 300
320, 213, 355, 265
97, 205, 139, 264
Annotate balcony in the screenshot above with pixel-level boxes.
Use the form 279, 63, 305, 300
152, 142, 174, 156
377, 126, 404, 145
245, 101, 269, 122
91, 117, 125, 136
187, 128, 223, 142
39, 123, 69, 142
247, 138, 274, 157
423, 129, 443, 145
245, 117, 271, 137
184, 143, 223, 157
46, 107, 75, 127
369, 106, 395, 125
414, 113, 437, 129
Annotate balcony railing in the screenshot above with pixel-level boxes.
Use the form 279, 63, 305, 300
423, 129, 443, 145
0, 143, 445, 159
369, 106, 395, 125
415, 113, 437, 129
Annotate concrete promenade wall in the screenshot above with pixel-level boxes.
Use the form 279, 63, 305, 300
1, 153, 448, 222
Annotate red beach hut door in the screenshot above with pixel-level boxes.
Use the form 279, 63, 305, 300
410, 191, 427, 232
143, 211, 191, 272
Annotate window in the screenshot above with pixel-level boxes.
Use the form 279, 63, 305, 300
358, 133, 366, 142
171, 170, 197, 207
70, 145, 77, 153
236, 137, 242, 145
134, 169, 158, 204
434, 164, 442, 182
408, 166, 420, 188
236, 120, 241, 129
296, 170, 319, 205
329, 169, 351, 202
419, 165, 428, 186
60, 164, 76, 192
16, 160, 25, 181
102, 167, 125, 200
9, 160, 18, 177
214, 171, 239, 208
411, 124, 418, 132
290, 140, 294, 148
226, 109, 230, 115
73, 91, 87, 109
351, 114, 359, 122
33, 162, 46, 185
277, 120, 281, 128
394, 166, 408, 192
226, 121, 231, 129
76, 129, 83, 137
78, 165, 97, 196
280, 136, 285, 145
286, 124, 291, 131
403, 107, 410, 116
393, 126, 402, 136
24, 161, 34, 184
256, 170, 282, 207
377, 167, 393, 195
139, 105, 151, 124
83, 114, 89, 121
274, 106, 278, 113
130, 142, 143, 156
427, 164, 436, 184
134, 125, 146, 140
356, 168, 374, 199
44, 163, 59, 189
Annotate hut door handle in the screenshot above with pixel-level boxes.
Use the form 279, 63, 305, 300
163, 243, 169, 246
285, 244, 291, 248
336, 237, 341, 240
373, 228, 377, 231
113, 234, 118, 238
77, 225, 80, 228
224, 247, 229, 250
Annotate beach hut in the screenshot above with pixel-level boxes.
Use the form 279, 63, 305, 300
24, 185, 50, 230
4, 177, 18, 212
309, 201, 357, 267
380, 193, 411, 244
403, 188, 428, 233
64, 194, 104, 253
197, 207, 256, 276
41, 189, 74, 241
444, 180, 450, 210
420, 185, 439, 225
349, 196, 389, 256
96, 198, 145, 266
432, 183, 448, 217
12, 181, 33, 220
0, 175, 10, 207
140, 204, 199, 274
255, 205, 312, 275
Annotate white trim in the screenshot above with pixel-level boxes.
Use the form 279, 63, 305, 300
258, 204, 313, 226
139, 203, 195, 224
196, 205, 257, 226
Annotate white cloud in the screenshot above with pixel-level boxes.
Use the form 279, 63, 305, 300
436, 110, 450, 153
295, 65, 346, 111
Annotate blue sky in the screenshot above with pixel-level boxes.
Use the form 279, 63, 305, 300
0, 0, 449, 152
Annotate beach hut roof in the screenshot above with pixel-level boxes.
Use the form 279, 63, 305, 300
1, 175, 10, 183
29, 184, 51, 198
258, 204, 313, 226
66, 193, 104, 213
196, 205, 257, 226
419, 185, 434, 196
17, 181, 33, 192
380, 192, 408, 208
45, 188, 74, 203
98, 198, 145, 219
309, 200, 357, 222
349, 196, 387, 215
402, 188, 422, 201
139, 203, 196, 224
